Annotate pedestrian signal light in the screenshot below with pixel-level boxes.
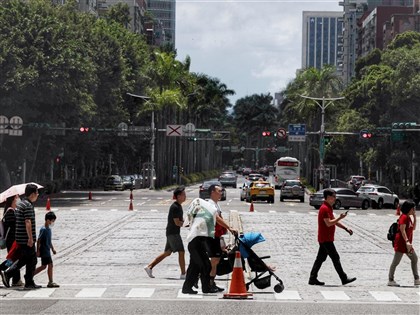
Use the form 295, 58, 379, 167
360, 130, 372, 139
324, 135, 332, 145
262, 131, 271, 137
80, 127, 90, 132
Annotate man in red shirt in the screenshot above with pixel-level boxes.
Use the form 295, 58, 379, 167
309, 188, 357, 286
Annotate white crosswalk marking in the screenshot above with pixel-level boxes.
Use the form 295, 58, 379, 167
369, 291, 401, 301
110, 209, 118, 212
177, 289, 203, 299
274, 290, 301, 300
126, 288, 155, 298
269, 210, 276, 213
309, 212, 318, 215
90, 209, 98, 212
24, 288, 56, 298
70, 208, 78, 211
75, 288, 107, 298
368, 213, 377, 216
321, 290, 350, 300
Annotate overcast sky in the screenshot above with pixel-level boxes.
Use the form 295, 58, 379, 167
176, 0, 341, 104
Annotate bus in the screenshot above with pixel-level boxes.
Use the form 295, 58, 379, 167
273, 157, 301, 189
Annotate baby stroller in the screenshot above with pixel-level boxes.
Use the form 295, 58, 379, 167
237, 232, 284, 293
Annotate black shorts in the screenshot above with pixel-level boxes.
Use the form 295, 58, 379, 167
164, 234, 185, 252
41, 256, 53, 266
205, 237, 222, 258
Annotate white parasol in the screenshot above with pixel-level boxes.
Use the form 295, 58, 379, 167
0, 182, 44, 203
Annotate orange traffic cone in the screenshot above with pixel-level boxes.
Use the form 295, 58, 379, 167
223, 251, 253, 299
46, 197, 51, 211
249, 200, 254, 212
128, 200, 134, 211
130, 190, 133, 200
88, 191, 92, 200
395, 203, 401, 216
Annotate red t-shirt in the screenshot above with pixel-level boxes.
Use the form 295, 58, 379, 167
394, 214, 414, 253
318, 201, 335, 243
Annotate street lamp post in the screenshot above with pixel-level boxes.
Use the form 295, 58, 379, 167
127, 93, 155, 190
300, 95, 344, 190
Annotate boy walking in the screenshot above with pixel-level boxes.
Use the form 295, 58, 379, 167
33, 211, 59, 288
144, 186, 187, 279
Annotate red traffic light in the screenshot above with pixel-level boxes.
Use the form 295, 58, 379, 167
262, 131, 271, 137
360, 129, 372, 139
80, 127, 90, 132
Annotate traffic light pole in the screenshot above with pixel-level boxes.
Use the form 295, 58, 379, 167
300, 95, 345, 190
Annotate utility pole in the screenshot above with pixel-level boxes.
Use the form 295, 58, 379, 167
300, 95, 345, 190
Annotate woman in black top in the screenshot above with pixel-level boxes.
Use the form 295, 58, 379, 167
1, 194, 22, 286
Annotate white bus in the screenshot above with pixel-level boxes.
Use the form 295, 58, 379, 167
273, 157, 301, 189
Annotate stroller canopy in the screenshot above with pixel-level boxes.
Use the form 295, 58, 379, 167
239, 232, 266, 258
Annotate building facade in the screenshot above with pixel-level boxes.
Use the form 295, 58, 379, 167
147, 0, 176, 46
301, 11, 344, 73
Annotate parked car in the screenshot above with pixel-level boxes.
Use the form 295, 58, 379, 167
280, 180, 305, 202
357, 185, 399, 209
239, 180, 252, 201
121, 175, 135, 190
199, 181, 227, 201
309, 188, 371, 210
244, 181, 274, 203
247, 173, 265, 182
218, 172, 237, 188
104, 175, 124, 191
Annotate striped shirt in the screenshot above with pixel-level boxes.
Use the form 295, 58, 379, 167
15, 198, 36, 245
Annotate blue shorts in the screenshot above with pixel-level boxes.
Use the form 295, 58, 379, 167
164, 234, 185, 252
41, 256, 53, 266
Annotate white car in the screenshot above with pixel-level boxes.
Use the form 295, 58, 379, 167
357, 185, 399, 209
239, 180, 252, 201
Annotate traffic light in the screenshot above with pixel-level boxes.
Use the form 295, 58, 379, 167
392, 122, 416, 129
324, 135, 332, 145
80, 127, 90, 133
187, 137, 197, 141
55, 156, 61, 164
262, 131, 271, 137
359, 129, 373, 139
178, 166, 184, 175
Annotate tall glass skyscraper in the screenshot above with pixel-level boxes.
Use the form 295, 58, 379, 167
301, 11, 344, 71
147, 0, 176, 46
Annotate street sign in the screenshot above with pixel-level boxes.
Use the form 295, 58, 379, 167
288, 124, 306, 142
117, 122, 128, 137
0, 116, 9, 134
9, 116, 23, 136
166, 125, 183, 136
184, 122, 195, 136
277, 128, 287, 139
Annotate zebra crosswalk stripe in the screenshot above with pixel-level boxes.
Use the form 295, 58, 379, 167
126, 288, 155, 298
369, 291, 401, 301
24, 288, 56, 298
321, 290, 350, 300
75, 288, 107, 298
274, 290, 301, 300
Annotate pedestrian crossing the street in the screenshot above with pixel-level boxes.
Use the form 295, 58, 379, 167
2, 286, 418, 303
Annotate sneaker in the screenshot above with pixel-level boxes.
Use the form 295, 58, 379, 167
11, 280, 24, 287
415, 279, 420, 286
308, 278, 325, 286
212, 283, 225, 292
1, 271, 11, 288
47, 282, 60, 288
180, 274, 186, 280
24, 283, 42, 290
387, 280, 400, 287
144, 266, 155, 278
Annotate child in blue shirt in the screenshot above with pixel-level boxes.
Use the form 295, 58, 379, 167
34, 211, 59, 288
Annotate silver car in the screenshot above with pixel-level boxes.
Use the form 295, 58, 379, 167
357, 185, 399, 209
280, 180, 305, 202
218, 172, 237, 188
309, 188, 371, 210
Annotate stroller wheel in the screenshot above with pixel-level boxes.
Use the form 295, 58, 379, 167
274, 283, 284, 293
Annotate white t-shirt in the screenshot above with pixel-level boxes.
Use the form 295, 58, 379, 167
186, 198, 217, 243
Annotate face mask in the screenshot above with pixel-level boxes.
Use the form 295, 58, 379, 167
50, 223, 55, 228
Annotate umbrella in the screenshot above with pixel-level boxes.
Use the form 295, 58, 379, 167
0, 182, 44, 203
239, 232, 266, 259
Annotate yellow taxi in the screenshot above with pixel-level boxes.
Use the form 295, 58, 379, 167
245, 180, 275, 203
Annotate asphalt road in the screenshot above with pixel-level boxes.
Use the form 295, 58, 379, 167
1, 177, 419, 314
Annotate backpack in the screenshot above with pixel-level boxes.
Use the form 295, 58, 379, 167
0, 215, 8, 250
387, 220, 399, 245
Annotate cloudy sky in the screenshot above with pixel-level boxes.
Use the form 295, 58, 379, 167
176, 0, 341, 104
